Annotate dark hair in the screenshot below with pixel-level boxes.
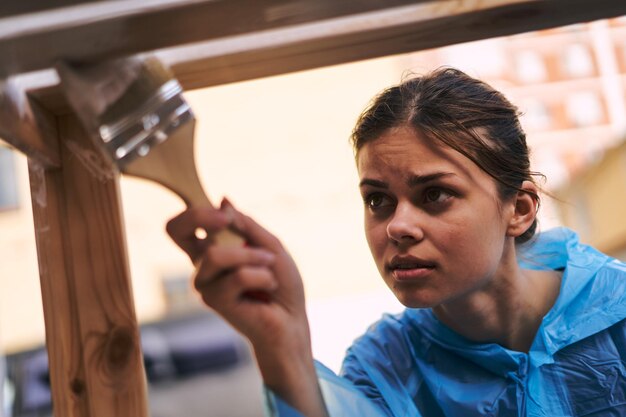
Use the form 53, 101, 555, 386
350, 67, 542, 244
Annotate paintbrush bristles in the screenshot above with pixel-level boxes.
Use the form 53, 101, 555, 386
56, 58, 145, 131
99, 58, 174, 125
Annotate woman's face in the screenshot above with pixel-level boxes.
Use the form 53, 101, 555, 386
357, 126, 514, 308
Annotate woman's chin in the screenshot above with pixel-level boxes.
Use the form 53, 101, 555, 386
392, 291, 440, 309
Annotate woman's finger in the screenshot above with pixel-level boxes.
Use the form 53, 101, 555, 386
221, 199, 284, 252
220, 199, 305, 308
198, 265, 277, 311
194, 245, 276, 290
166, 207, 232, 258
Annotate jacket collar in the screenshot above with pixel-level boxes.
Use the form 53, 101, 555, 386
523, 228, 625, 366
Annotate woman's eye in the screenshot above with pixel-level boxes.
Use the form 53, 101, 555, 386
424, 188, 451, 204
365, 193, 390, 210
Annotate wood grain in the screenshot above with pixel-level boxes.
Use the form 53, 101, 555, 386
167, 0, 626, 90
21, 0, 626, 114
0, 0, 423, 76
28, 115, 148, 417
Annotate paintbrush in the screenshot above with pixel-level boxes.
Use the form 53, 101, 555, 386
55, 56, 244, 248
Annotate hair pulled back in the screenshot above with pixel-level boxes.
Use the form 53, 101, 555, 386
350, 67, 542, 244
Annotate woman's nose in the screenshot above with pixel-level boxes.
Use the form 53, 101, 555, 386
386, 203, 424, 245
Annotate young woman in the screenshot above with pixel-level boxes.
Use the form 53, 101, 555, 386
166, 68, 626, 417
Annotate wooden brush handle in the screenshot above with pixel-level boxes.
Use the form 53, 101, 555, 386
127, 126, 267, 300
121, 119, 244, 247
174, 153, 267, 302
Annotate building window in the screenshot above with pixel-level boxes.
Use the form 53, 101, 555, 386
521, 99, 552, 131
0, 146, 19, 211
515, 50, 547, 83
439, 39, 506, 78
562, 43, 595, 78
565, 92, 603, 127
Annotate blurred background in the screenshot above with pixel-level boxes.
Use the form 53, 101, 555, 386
1, 15, 625, 417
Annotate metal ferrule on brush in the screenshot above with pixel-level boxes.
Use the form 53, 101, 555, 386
98, 79, 193, 169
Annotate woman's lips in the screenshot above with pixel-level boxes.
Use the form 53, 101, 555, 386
391, 265, 435, 281
388, 256, 436, 281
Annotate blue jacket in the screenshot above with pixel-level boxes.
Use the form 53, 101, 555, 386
266, 228, 626, 416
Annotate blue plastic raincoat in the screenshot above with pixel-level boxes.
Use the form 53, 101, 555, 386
265, 228, 626, 416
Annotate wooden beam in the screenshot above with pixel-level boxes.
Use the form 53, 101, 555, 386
0, 80, 60, 167
17, 0, 626, 113
162, 0, 626, 90
0, 0, 423, 77
28, 114, 148, 417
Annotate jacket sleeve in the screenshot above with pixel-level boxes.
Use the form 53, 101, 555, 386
263, 360, 392, 417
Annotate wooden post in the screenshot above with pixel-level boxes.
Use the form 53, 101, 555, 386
28, 114, 148, 417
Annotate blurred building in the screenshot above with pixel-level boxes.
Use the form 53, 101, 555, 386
502, 18, 626, 258
409, 17, 626, 188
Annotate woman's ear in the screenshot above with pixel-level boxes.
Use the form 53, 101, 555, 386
507, 181, 538, 238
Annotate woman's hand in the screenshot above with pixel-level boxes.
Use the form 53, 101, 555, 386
166, 199, 327, 417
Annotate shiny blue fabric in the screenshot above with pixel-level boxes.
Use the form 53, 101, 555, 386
267, 228, 626, 416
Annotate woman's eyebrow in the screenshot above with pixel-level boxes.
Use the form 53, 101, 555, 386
359, 172, 455, 189
407, 172, 455, 186
359, 178, 387, 188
